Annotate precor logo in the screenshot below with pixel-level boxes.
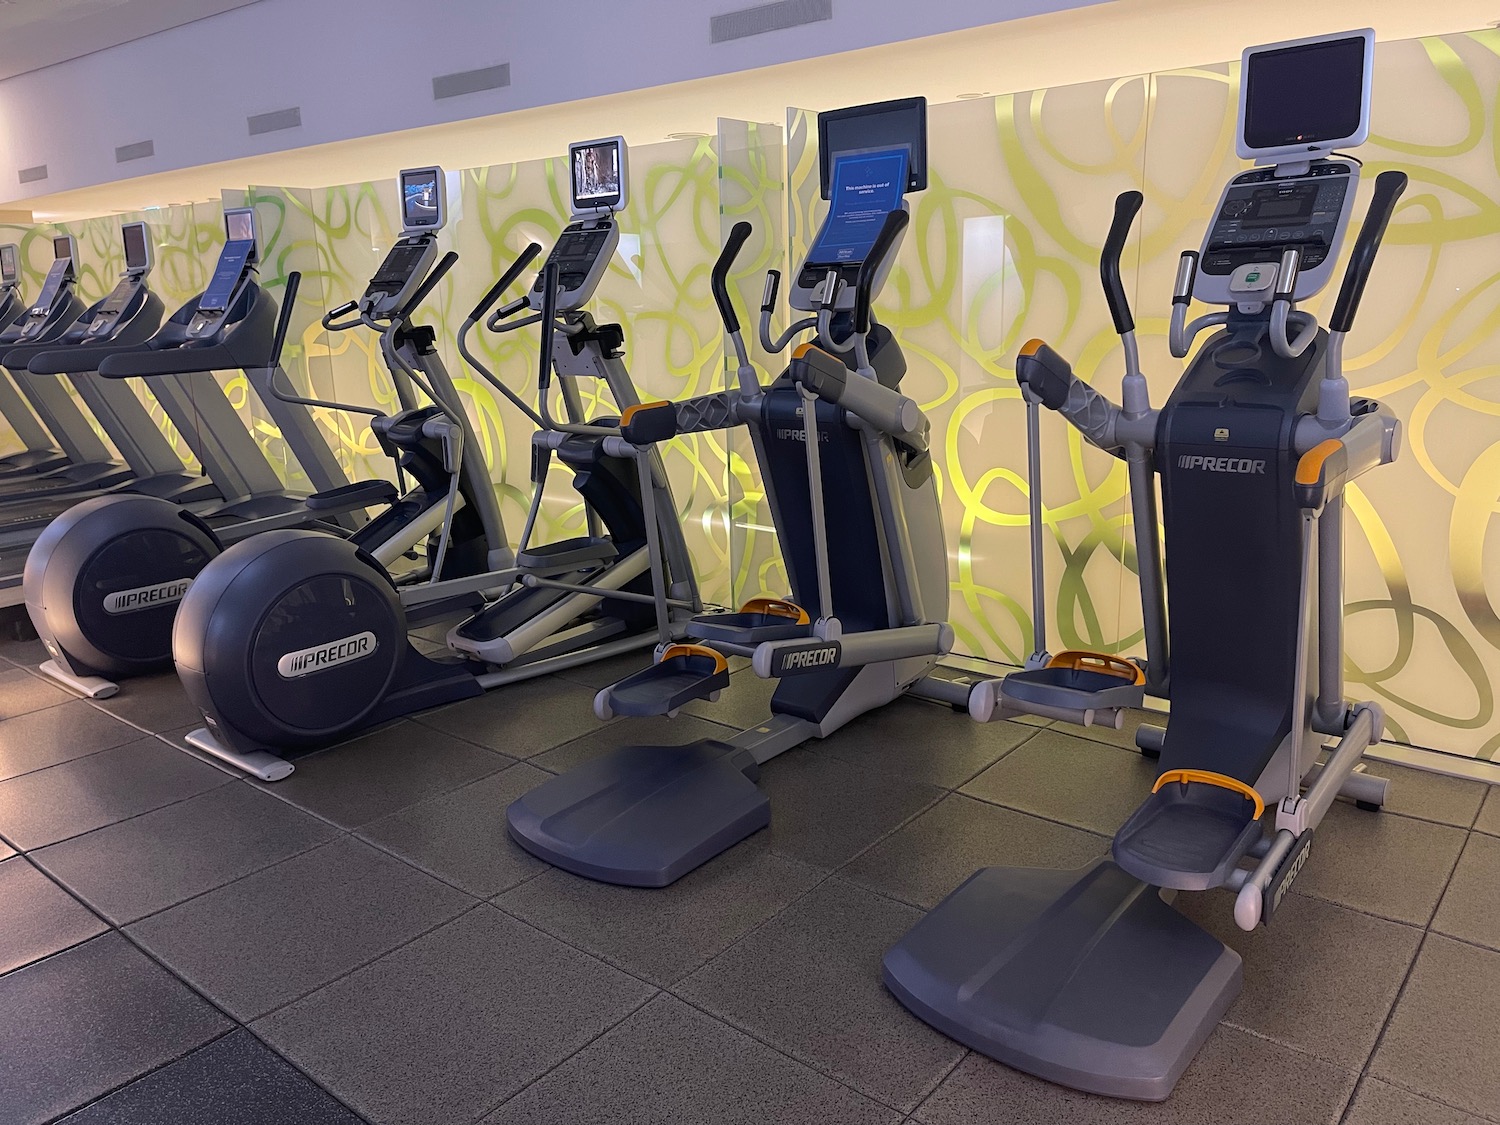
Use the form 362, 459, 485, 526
276, 631, 378, 679
103, 578, 193, 615
1177, 454, 1266, 474
771, 641, 842, 676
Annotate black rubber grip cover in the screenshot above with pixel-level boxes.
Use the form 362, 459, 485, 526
855, 210, 910, 334
536, 259, 560, 389
1015, 341, 1075, 411
269, 272, 300, 367
620, 402, 678, 446
1330, 170, 1408, 335
469, 243, 542, 323
1101, 191, 1144, 334
713, 222, 753, 334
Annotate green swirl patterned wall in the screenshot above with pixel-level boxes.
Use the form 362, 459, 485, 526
1, 29, 1498, 758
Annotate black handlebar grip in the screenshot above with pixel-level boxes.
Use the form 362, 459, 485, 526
469, 243, 543, 323
712, 222, 753, 335
1015, 339, 1076, 412
855, 210, 910, 335
270, 271, 301, 367
1330, 170, 1408, 335
536, 259, 560, 390
398, 250, 459, 320
1101, 191, 1143, 335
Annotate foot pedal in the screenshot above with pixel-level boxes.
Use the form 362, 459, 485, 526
986, 650, 1145, 727
1113, 769, 1264, 891
597, 644, 731, 718
686, 597, 811, 644
506, 740, 769, 886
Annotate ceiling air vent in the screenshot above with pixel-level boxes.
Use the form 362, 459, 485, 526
248, 107, 302, 136
711, 0, 832, 42
432, 63, 510, 101
17, 164, 47, 184
115, 140, 155, 163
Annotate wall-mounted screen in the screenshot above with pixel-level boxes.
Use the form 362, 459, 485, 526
569, 137, 627, 213
1239, 31, 1372, 160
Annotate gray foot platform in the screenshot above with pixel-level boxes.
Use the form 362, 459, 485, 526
505, 740, 769, 887
882, 859, 1242, 1101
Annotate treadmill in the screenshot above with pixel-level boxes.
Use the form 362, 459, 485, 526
0, 207, 358, 604
0, 224, 198, 506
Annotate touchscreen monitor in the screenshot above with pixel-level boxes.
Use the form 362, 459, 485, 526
400, 167, 445, 230
0, 244, 18, 286
569, 137, 627, 213
1239, 31, 1372, 160
818, 97, 926, 200
224, 208, 257, 245
199, 240, 252, 313
122, 222, 151, 271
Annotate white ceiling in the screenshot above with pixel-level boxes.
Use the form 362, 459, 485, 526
0, 0, 263, 81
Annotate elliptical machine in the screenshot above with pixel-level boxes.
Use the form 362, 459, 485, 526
506, 98, 965, 888
172, 148, 699, 781
884, 30, 1406, 1100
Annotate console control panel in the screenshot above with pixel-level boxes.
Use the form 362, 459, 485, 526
532, 218, 618, 312
1195, 158, 1358, 306
364, 234, 441, 318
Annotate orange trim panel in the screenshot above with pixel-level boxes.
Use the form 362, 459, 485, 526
1019, 338, 1047, 358
659, 643, 730, 675
620, 400, 670, 425
1296, 439, 1343, 485
1152, 768, 1266, 820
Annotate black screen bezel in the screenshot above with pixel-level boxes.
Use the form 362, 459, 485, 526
817, 97, 927, 200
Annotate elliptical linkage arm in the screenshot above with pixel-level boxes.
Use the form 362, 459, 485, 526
1330, 170, 1408, 337
468, 243, 543, 326
458, 244, 546, 430
396, 250, 459, 323
712, 222, 762, 397
269, 271, 300, 367
267, 271, 385, 421
854, 210, 910, 336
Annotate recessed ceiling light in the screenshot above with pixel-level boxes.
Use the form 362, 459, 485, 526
957, 92, 992, 100
666, 131, 709, 140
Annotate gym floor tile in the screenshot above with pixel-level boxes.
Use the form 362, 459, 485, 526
839, 792, 1108, 909
0, 634, 49, 668
125, 835, 473, 1020
1476, 786, 1500, 836
756, 746, 945, 871
529, 711, 736, 775
0, 855, 106, 973
496, 836, 824, 986
413, 675, 610, 759
1355, 759, 1491, 827
682, 664, 779, 729
357, 762, 552, 897
1174, 890, 1422, 1068
253, 905, 655, 1125
32, 782, 342, 924
483, 993, 896, 1125
912, 1025, 1356, 1124
1432, 831, 1500, 952
811, 696, 1037, 789
0, 735, 230, 850
958, 727, 1157, 836
56, 1028, 366, 1125
0, 932, 231, 1125
0, 663, 71, 719
676, 878, 966, 1112
553, 647, 656, 691
0, 698, 142, 781
1341, 1077, 1490, 1125
88, 667, 205, 731
1289, 801, 1467, 926
0, 834, 11, 859
1371, 935, 1500, 1120
252, 719, 511, 829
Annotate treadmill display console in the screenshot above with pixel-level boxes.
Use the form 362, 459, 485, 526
122, 223, 150, 272
33, 259, 69, 316
1199, 163, 1352, 277
0, 244, 16, 286
363, 235, 437, 314
533, 220, 617, 311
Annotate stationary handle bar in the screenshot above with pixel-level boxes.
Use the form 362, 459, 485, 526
1329, 170, 1408, 335
712, 221, 753, 334
854, 210, 909, 335
270, 271, 301, 366
322, 299, 360, 332
468, 242, 543, 323
1101, 191, 1143, 335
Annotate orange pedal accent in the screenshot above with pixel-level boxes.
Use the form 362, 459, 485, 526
1296, 439, 1344, 485
1152, 769, 1265, 820
1019, 338, 1047, 357
1047, 649, 1145, 685
658, 643, 729, 675
739, 597, 810, 624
